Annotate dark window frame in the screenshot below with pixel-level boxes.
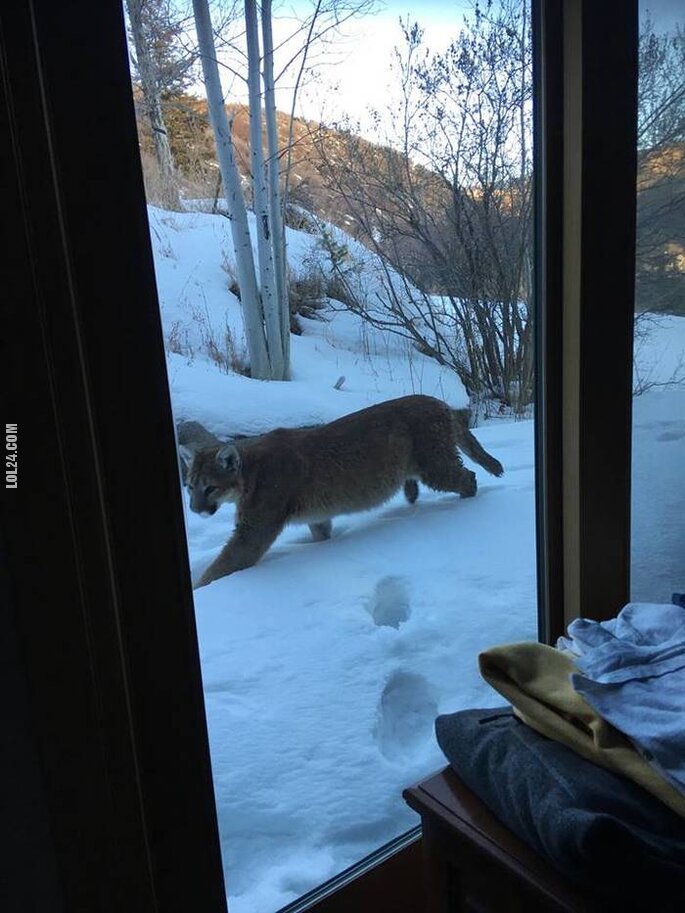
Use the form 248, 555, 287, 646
534, 0, 637, 641
2, 1, 226, 909
1, 0, 638, 909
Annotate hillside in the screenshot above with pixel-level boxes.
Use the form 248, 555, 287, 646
636, 144, 685, 314
136, 93, 489, 290
135, 93, 685, 313
136, 94, 375, 237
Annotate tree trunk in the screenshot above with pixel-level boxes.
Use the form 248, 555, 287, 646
245, 0, 285, 381
126, 0, 181, 211
192, 0, 271, 379
261, 0, 290, 377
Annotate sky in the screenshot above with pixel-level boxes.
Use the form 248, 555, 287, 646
642, 0, 684, 31
213, 1, 474, 139
202, 0, 684, 142
287, 1, 473, 130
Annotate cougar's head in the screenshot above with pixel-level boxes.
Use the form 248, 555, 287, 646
179, 443, 242, 517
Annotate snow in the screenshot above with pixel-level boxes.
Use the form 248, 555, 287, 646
631, 313, 685, 603
191, 428, 536, 911
147, 205, 685, 913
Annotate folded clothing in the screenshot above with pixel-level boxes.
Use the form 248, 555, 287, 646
560, 602, 685, 798
435, 708, 685, 911
478, 641, 685, 817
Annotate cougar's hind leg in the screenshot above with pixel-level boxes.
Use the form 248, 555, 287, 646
421, 458, 477, 499
309, 520, 332, 541
404, 479, 419, 504
414, 410, 477, 498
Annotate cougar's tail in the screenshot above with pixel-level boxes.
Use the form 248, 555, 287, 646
451, 409, 504, 477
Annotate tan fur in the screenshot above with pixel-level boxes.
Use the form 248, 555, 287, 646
183, 395, 503, 587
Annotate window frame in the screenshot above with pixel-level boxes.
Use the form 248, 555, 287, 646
1, 0, 639, 909
534, 0, 637, 641
2, 1, 226, 909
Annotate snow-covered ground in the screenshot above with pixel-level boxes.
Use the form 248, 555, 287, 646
147, 206, 685, 913
631, 316, 685, 603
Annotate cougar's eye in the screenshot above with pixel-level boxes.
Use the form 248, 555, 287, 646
204, 485, 217, 497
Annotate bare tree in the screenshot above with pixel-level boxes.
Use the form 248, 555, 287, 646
192, 0, 271, 378
317, 2, 534, 413
212, 0, 376, 321
245, 0, 288, 379
635, 14, 685, 318
262, 0, 290, 363
638, 16, 685, 152
126, 0, 185, 209
276, 0, 377, 213
189, 1, 378, 380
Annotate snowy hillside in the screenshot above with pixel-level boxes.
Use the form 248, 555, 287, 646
147, 205, 685, 913
151, 205, 465, 437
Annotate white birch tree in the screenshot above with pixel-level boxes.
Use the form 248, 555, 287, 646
191, 1, 376, 381
261, 0, 290, 368
192, 0, 271, 379
245, 0, 288, 380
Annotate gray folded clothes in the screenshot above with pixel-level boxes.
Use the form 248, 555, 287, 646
435, 708, 685, 911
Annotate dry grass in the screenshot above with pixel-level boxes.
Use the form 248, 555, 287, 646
165, 319, 194, 360
193, 304, 250, 376
164, 300, 250, 377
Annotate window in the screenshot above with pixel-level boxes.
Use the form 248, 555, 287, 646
631, 0, 685, 601
124, 2, 537, 909
1, 0, 643, 910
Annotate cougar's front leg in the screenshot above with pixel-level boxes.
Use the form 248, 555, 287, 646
195, 517, 285, 588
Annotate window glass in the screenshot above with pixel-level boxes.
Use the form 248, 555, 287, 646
124, 1, 536, 909
632, 0, 685, 601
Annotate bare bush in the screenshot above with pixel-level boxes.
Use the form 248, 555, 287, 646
633, 311, 685, 395
289, 270, 326, 318
315, 2, 534, 413
284, 204, 319, 234
188, 300, 250, 376
165, 319, 194, 360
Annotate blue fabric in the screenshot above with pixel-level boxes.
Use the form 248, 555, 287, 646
435, 708, 685, 911
563, 602, 685, 797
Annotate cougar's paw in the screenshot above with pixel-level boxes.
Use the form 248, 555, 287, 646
194, 568, 216, 589
459, 470, 477, 498
309, 520, 332, 541
404, 479, 419, 504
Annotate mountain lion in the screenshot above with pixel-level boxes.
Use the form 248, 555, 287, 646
181, 395, 504, 588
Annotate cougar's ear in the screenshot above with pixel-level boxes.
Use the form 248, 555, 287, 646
178, 444, 197, 469
215, 444, 240, 473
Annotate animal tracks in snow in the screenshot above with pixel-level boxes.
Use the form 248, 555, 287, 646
374, 671, 438, 760
369, 575, 411, 629
367, 577, 437, 759
656, 425, 685, 443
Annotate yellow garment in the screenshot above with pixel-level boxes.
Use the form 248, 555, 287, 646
479, 641, 685, 819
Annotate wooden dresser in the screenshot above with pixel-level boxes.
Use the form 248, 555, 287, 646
404, 767, 599, 913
